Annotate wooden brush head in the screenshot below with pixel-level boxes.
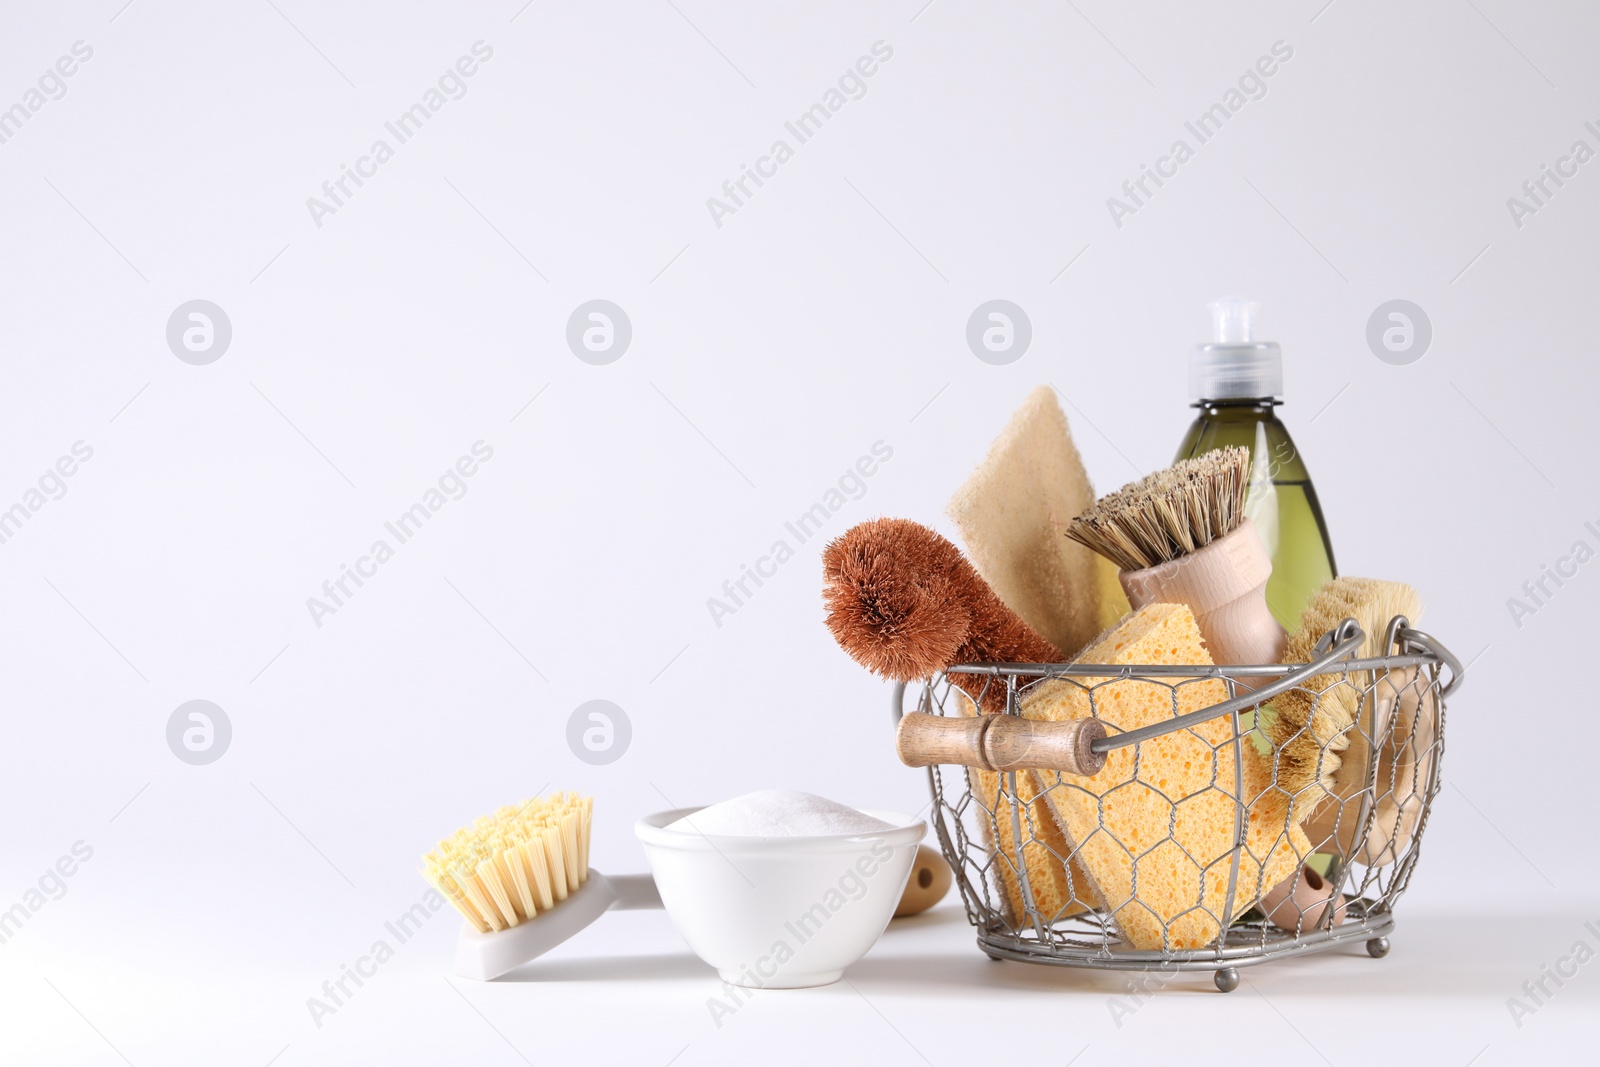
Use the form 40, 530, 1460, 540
821, 518, 1061, 686
1263, 577, 1425, 817
1067, 447, 1250, 571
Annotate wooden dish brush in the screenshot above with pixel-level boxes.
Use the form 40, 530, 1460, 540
1261, 577, 1434, 865
1067, 447, 1287, 669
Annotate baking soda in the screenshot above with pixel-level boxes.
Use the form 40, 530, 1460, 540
669, 790, 892, 837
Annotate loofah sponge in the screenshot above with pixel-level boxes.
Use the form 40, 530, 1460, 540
1021, 604, 1309, 951
948, 386, 1108, 659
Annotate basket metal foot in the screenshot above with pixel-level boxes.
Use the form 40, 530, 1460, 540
1214, 967, 1240, 993
1366, 937, 1391, 959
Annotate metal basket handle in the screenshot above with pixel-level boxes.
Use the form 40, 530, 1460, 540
1090, 619, 1370, 754
1392, 626, 1463, 699
890, 618, 1461, 772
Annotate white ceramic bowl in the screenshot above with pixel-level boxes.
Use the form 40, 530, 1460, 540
636, 807, 925, 988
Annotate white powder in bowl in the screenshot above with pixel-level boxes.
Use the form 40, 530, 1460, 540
668, 790, 894, 838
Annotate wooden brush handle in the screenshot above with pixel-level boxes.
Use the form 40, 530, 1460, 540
1119, 520, 1287, 667
896, 712, 1107, 777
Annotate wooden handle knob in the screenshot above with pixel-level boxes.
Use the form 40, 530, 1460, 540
895, 712, 988, 768
895, 712, 1106, 777
894, 844, 953, 918
987, 715, 1108, 776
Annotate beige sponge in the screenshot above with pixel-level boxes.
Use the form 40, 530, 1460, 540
1021, 604, 1310, 950
948, 386, 1109, 659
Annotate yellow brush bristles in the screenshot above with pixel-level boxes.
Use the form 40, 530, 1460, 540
422, 792, 593, 933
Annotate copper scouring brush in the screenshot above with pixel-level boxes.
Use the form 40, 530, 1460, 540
1067, 447, 1286, 668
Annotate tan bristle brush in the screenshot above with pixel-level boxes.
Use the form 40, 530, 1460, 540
1068, 447, 1286, 668
1261, 577, 1432, 865
424, 793, 592, 933
422, 792, 659, 980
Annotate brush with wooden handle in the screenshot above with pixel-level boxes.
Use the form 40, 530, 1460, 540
1067, 447, 1287, 670
1262, 576, 1434, 864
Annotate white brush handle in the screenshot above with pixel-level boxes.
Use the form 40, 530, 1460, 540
451, 870, 660, 980
607, 873, 663, 910
1118, 520, 1287, 667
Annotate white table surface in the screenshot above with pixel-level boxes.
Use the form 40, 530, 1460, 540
6, 895, 1594, 1066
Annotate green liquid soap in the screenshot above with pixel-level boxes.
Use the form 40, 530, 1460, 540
1177, 300, 1337, 631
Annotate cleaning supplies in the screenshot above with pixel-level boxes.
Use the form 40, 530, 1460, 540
1068, 447, 1288, 668
1259, 863, 1348, 933
424, 792, 594, 932
894, 845, 953, 917
947, 385, 1110, 657
1321, 664, 1436, 865
421, 792, 663, 980
1176, 298, 1337, 630
1021, 603, 1310, 950
821, 517, 1061, 708
821, 517, 1102, 924
973, 746, 1101, 926
1261, 577, 1434, 864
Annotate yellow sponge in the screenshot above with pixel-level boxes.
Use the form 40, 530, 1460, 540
974, 765, 1102, 925
947, 689, 1099, 924
1021, 604, 1309, 950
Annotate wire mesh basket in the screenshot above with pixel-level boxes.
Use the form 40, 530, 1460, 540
892, 616, 1462, 991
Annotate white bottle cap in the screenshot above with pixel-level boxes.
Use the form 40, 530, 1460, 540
1190, 297, 1283, 401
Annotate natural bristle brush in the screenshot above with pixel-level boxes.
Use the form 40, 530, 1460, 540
1067, 447, 1286, 670
821, 517, 1062, 708
1261, 578, 1433, 864
422, 792, 659, 980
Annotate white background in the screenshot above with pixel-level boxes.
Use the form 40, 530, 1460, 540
2, 1, 1596, 1064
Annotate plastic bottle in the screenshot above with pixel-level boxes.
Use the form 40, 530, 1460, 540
1175, 298, 1337, 630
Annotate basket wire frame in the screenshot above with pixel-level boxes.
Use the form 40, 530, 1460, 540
893, 618, 1460, 981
